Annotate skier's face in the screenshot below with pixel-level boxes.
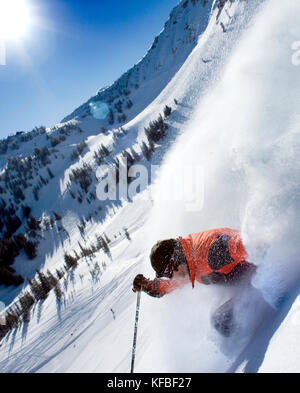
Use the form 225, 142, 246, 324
156, 260, 188, 279
156, 260, 175, 279
172, 263, 188, 279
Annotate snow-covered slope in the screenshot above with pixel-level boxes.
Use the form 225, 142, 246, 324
0, 0, 218, 304
61, 0, 213, 124
1, 0, 300, 373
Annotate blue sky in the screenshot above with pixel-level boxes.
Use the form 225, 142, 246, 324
0, 0, 178, 138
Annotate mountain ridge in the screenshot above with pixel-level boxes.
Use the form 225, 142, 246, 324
61, 0, 215, 123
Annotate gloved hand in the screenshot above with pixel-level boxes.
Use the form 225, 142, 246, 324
133, 274, 149, 292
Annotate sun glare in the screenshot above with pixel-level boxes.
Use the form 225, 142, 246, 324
0, 0, 30, 40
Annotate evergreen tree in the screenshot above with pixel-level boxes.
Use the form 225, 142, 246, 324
19, 291, 35, 323
56, 268, 65, 280
47, 167, 54, 179
163, 105, 172, 118
64, 253, 78, 270
36, 269, 52, 297
54, 282, 64, 301
124, 227, 131, 241
28, 277, 46, 300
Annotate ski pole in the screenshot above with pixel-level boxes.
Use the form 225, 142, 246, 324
130, 290, 141, 373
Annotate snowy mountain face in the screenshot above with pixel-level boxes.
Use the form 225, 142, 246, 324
1, 0, 300, 373
62, 0, 213, 124
0, 0, 215, 303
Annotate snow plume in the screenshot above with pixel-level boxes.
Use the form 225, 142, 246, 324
228, 0, 300, 306
139, 0, 300, 370
138, 284, 229, 373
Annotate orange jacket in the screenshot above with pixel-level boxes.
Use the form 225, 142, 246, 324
144, 228, 251, 297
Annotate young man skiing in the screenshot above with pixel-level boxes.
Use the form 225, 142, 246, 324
132, 228, 256, 336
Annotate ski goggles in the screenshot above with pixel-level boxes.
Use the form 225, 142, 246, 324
156, 260, 175, 279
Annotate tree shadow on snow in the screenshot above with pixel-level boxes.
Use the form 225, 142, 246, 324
171, 109, 189, 124
21, 320, 29, 345
36, 299, 45, 324
56, 297, 63, 323
7, 327, 18, 354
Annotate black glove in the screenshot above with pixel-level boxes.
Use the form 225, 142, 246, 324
132, 274, 148, 292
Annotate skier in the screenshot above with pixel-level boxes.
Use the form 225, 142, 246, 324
132, 228, 256, 336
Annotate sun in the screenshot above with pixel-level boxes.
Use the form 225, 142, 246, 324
0, 0, 31, 40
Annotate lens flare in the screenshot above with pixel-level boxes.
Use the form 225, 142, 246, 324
89, 101, 109, 120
